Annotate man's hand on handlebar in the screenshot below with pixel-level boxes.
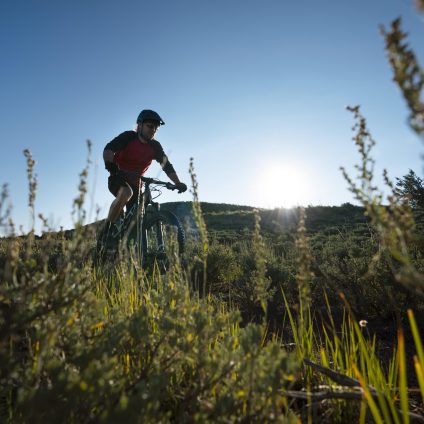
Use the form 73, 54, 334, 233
175, 182, 187, 193
106, 167, 187, 193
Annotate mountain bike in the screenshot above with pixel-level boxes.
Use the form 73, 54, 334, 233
96, 174, 185, 272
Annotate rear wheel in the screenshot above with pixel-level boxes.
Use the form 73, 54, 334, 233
142, 210, 185, 273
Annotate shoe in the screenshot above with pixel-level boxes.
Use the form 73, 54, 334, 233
98, 221, 111, 241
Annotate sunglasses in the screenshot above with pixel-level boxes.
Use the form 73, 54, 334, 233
143, 121, 160, 130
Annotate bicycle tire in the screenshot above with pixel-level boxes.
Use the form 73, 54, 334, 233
142, 210, 185, 271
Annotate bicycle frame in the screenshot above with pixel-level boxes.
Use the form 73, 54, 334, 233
111, 175, 178, 263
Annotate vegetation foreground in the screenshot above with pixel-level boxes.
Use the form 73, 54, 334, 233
2, 11, 424, 424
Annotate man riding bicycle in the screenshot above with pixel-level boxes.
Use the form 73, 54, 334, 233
99, 109, 187, 245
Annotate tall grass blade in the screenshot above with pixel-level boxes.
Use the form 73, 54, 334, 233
413, 356, 424, 404
353, 364, 384, 424
398, 328, 409, 424
407, 309, 424, 404
281, 289, 300, 354
359, 400, 367, 424
408, 309, 424, 370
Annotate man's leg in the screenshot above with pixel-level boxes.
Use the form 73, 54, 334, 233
99, 186, 133, 247
107, 186, 133, 223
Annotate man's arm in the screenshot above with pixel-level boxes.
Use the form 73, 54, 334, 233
168, 172, 187, 192
168, 172, 181, 184
103, 131, 135, 173
103, 149, 115, 163
151, 140, 187, 192
103, 149, 119, 173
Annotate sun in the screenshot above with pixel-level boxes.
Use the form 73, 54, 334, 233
254, 163, 310, 208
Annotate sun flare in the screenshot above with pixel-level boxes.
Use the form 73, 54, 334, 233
254, 163, 310, 208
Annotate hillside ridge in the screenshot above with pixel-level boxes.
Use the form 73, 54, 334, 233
32, 201, 367, 240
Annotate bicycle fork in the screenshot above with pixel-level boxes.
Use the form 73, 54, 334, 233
143, 203, 166, 257
156, 221, 165, 253
153, 203, 165, 253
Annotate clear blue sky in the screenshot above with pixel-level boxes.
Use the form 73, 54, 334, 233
1, 0, 423, 234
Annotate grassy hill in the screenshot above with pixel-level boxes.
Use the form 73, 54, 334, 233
162, 201, 369, 237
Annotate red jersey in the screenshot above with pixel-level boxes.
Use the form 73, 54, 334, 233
104, 131, 175, 187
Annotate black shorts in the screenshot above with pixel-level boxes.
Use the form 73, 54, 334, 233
108, 174, 141, 208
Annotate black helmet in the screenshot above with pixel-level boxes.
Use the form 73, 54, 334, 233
136, 109, 165, 125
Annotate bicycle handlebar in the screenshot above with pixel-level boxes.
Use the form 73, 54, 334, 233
118, 171, 178, 191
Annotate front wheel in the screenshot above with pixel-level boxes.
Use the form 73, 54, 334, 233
95, 223, 120, 264
142, 210, 185, 272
